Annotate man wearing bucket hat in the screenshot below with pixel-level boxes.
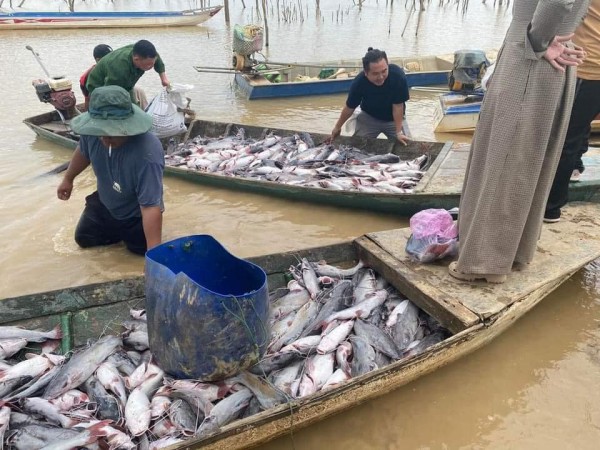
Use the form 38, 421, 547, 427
86, 39, 169, 106
57, 85, 164, 255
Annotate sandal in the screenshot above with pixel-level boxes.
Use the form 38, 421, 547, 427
448, 262, 507, 284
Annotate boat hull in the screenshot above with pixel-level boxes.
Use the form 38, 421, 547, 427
233, 54, 457, 99
23, 112, 600, 215
3, 203, 600, 449
0, 6, 222, 29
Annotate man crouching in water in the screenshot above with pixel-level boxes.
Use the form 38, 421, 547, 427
57, 85, 164, 255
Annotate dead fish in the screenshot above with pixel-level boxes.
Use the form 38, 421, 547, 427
124, 387, 151, 436
249, 351, 299, 376
197, 388, 253, 436
301, 280, 353, 337
390, 300, 421, 351
0, 353, 64, 383
353, 319, 402, 359
301, 258, 320, 300
313, 260, 365, 279
0, 338, 28, 359
36, 421, 107, 450
279, 335, 321, 355
151, 395, 172, 419
0, 325, 62, 343
297, 353, 335, 397
5, 365, 60, 401
231, 371, 287, 410
0, 406, 10, 449
335, 341, 353, 376
168, 399, 198, 435
269, 361, 304, 397
349, 335, 378, 377
321, 368, 351, 391
269, 300, 320, 353
317, 320, 355, 355
403, 331, 447, 357
43, 335, 122, 400
324, 290, 388, 323
83, 376, 120, 422
96, 362, 128, 407
20, 397, 78, 428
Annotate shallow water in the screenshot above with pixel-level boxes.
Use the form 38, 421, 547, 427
0, 0, 599, 448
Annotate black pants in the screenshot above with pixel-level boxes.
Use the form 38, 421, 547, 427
75, 191, 147, 255
546, 79, 600, 218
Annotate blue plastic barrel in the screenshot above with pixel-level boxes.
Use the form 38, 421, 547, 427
145, 235, 270, 381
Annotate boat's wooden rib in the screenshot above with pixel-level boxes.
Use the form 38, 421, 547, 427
2, 203, 600, 449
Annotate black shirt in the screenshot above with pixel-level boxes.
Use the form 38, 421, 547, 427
346, 63, 409, 122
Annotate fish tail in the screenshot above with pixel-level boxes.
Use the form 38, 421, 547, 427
50, 324, 63, 340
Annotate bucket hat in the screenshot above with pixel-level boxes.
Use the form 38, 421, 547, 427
71, 85, 152, 137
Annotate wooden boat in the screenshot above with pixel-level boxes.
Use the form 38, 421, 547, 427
3, 202, 600, 449
231, 50, 500, 100
23, 110, 600, 216
434, 93, 600, 135
233, 54, 456, 99
24, 102, 195, 152
432, 92, 483, 133
0, 6, 222, 29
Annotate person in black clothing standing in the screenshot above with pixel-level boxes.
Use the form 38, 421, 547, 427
329, 48, 410, 144
544, 0, 600, 223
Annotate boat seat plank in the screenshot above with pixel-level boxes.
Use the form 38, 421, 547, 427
363, 202, 600, 319
355, 236, 480, 333
422, 143, 469, 195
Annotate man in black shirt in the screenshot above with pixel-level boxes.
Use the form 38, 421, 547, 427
329, 48, 410, 144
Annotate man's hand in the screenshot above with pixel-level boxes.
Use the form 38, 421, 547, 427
325, 126, 342, 144
159, 72, 170, 88
57, 178, 73, 201
544, 34, 586, 73
396, 130, 410, 146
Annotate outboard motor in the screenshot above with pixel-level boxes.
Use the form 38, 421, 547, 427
26, 45, 78, 120
32, 77, 77, 119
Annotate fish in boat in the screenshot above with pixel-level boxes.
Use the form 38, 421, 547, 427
2, 202, 600, 448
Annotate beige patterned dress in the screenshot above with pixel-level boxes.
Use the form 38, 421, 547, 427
456, 0, 591, 276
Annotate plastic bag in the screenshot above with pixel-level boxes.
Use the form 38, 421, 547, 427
481, 62, 495, 91
405, 209, 458, 263
146, 83, 193, 138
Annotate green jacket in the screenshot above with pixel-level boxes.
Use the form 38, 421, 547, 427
86, 44, 165, 99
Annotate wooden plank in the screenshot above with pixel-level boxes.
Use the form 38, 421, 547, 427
365, 202, 600, 318
0, 278, 145, 324
247, 241, 356, 274
355, 235, 479, 333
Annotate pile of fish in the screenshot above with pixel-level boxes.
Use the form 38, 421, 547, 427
0, 260, 448, 449
165, 129, 429, 193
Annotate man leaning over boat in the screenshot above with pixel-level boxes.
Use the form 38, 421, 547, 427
85, 39, 170, 107
329, 47, 410, 145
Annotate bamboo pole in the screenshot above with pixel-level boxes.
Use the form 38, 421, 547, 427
262, 0, 269, 47
224, 0, 230, 23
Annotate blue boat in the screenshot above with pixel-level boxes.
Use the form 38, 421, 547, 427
0, 6, 222, 29
233, 54, 456, 100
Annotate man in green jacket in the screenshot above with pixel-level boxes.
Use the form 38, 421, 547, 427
86, 39, 170, 105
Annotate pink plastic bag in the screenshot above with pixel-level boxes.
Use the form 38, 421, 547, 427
405, 209, 458, 263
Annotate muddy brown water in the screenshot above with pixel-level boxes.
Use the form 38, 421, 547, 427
0, 1, 599, 448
